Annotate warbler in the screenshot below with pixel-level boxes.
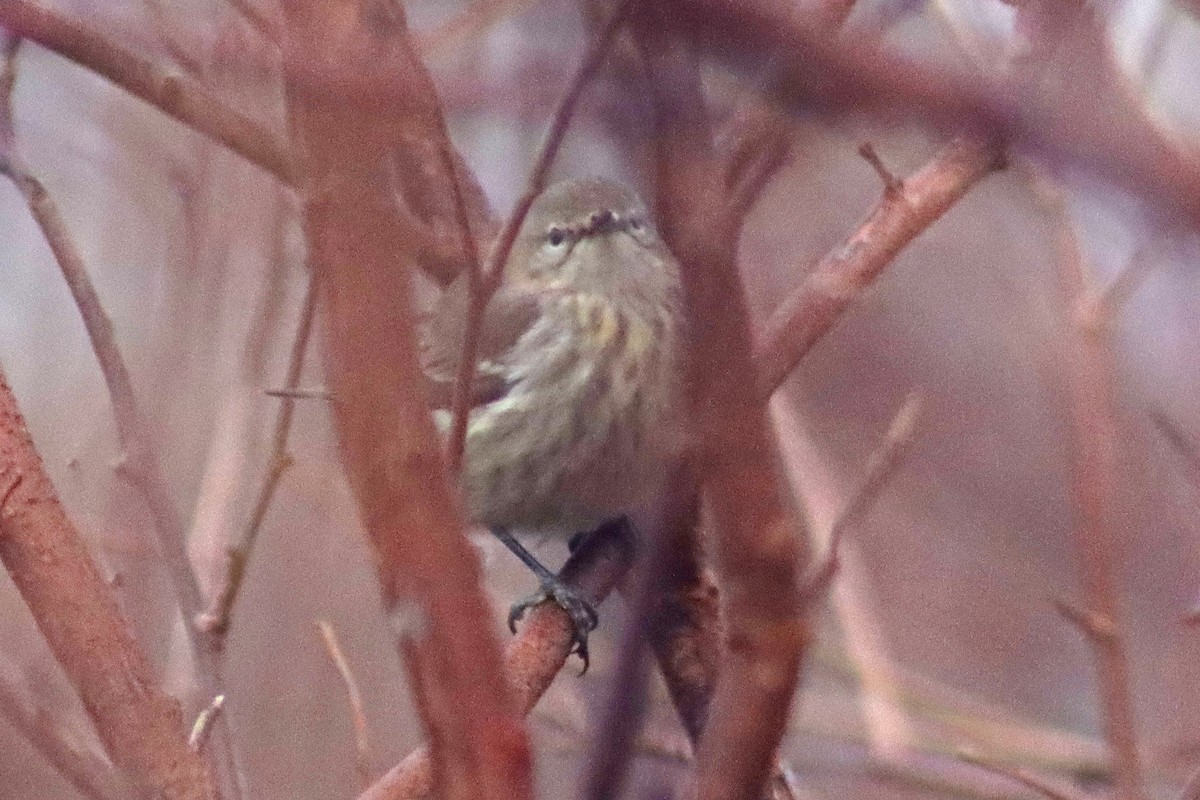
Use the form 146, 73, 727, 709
421, 177, 685, 662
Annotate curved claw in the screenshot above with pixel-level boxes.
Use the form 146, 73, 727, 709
507, 580, 599, 673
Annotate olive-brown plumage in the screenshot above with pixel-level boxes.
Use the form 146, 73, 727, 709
422, 178, 685, 539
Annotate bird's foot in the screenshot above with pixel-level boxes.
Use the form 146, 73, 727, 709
508, 576, 599, 673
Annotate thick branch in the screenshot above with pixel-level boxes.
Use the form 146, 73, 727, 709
636, 10, 810, 800
282, 5, 530, 800
753, 136, 1003, 396
0, 368, 215, 800
357, 526, 635, 800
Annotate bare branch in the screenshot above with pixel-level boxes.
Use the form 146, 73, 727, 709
0, 1, 292, 181
0, 39, 240, 799
282, 4, 532, 799
802, 391, 923, 601
958, 750, 1093, 800
667, 0, 1200, 228
0, 367, 216, 800
1051, 185, 1146, 800
317, 621, 374, 791
0, 672, 131, 800
753, 136, 1003, 397
357, 523, 636, 800
635, 8, 810, 800
198, 278, 318, 637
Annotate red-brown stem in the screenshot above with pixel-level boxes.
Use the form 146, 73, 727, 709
0, 40, 241, 799
1053, 204, 1145, 800
0, 1, 292, 181
357, 523, 636, 800
282, 4, 532, 800
753, 136, 1004, 397
636, 10, 810, 800
0, 368, 215, 800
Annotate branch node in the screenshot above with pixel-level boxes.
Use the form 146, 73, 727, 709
858, 142, 903, 196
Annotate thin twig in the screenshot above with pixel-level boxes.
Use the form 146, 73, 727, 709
444, 0, 639, 469
1052, 187, 1147, 800
0, 672, 131, 800
857, 142, 903, 195
198, 278, 318, 637
802, 391, 923, 601
263, 387, 331, 400
0, 39, 238, 799
317, 621, 374, 791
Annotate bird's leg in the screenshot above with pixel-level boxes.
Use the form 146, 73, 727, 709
491, 526, 601, 671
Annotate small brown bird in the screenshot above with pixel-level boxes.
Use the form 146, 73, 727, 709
421, 178, 685, 662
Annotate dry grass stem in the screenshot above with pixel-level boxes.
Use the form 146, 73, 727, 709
317, 620, 375, 791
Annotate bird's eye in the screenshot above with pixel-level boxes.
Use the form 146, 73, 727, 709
629, 217, 644, 231
547, 227, 566, 247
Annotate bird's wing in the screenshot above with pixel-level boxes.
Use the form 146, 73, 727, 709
420, 276, 543, 409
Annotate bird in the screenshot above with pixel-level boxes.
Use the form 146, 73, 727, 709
420, 177, 685, 665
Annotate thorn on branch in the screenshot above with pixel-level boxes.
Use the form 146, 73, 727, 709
264, 387, 332, 401
1053, 597, 1116, 642
858, 142, 903, 196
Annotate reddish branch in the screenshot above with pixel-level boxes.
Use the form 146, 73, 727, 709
636, 9, 810, 800
358, 526, 635, 800
663, 0, 1200, 228
0, 0, 292, 181
0, 38, 241, 799
753, 136, 1004, 395
0, 369, 215, 800
281, 4, 531, 800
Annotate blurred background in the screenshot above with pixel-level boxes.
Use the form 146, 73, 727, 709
2, 0, 1200, 799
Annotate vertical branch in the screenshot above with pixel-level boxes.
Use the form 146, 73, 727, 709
1051, 193, 1146, 800
0, 369, 215, 800
635, 10, 810, 800
281, 4, 531, 800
